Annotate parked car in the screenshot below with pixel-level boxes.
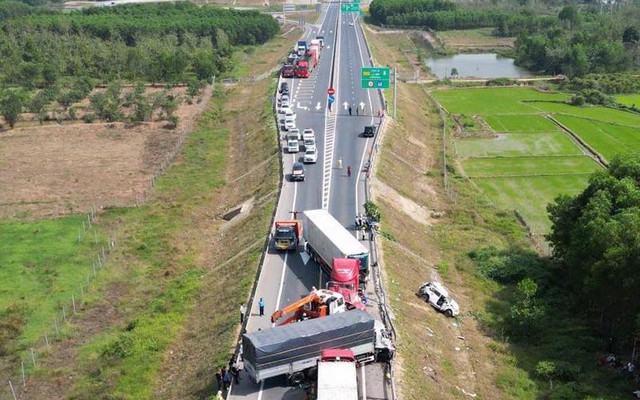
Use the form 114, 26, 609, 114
280, 99, 291, 111
303, 148, 318, 163
363, 125, 376, 138
302, 128, 314, 140
284, 118, 296, 131
303, 137, 316, 152
287, 139, 300, 153
288, 128, 301, 141
279, 82, 289, 94
417, 282, 459, 317
284, 109, 297, 121
291, 162, 305, 181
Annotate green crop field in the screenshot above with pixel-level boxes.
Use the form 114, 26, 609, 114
474, 174, 592, 232
456, 132, 583, 158
432, 88, 569, 115
482, 114, 560, 133
463, 155, 599, 177
532, 102, 640, 127
0, 216, 102, 348
616, 94, 640, 107
554, 114, 640, 162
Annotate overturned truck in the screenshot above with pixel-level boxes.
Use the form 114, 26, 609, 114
242, 310, 394, 385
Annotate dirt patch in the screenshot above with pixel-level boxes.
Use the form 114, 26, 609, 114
0, 85, 206, 221
371, 178, 439, 226
0, 122, 180, 220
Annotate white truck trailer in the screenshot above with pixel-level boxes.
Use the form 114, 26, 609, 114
302, 209, 370, 284
242, 310, 393, 385
316, 349, 358, 400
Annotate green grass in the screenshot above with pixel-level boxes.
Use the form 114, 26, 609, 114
463, 155, 600, 177
456, 132, 583, 158
482, 115, 559, 133
615, 94, 640, 107
432, 88, 569, 115
0, 216, 106, 350
554, 114, 640, 162
531, 102, 640, 127
474, 174, 592, 232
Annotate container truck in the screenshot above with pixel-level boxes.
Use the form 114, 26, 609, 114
296, 40, 308, 56
281, 63, 295, 78
315, 349, 358, 400
294, 51, 318, 78
242, 310, 393, 385
302, 209, 370, 284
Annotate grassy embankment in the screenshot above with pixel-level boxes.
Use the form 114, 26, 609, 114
367, 28, 638, 399
2, 26, 299, 400
366, 30, 533, 400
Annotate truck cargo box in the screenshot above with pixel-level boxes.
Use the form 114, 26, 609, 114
243, 310, 375, 382
302, 209, 369, 279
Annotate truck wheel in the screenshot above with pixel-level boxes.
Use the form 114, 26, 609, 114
307, 366, 318, 380
421, 293, 429, 302
445, 309, 453, 317
288, 371, 305, 386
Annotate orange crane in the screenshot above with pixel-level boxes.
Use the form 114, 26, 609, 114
270, 289, 348, 326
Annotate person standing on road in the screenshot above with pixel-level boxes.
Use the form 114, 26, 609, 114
347, 166, 352, 177
258, 297, 265, 316
348, 105, 352, 116
355, 103, 359, 116
239, 303, 246, 324
215, 369, 222, 390
223, 367, 232, 390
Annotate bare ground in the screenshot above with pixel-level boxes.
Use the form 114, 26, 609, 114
0, 87, 203, 221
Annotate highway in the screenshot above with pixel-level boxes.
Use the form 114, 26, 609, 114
228, 3, 388, 399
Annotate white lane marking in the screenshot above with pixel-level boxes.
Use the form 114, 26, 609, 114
360, 363, 367, 400
321, 3, 342, 211
353, 13, 377, 216
257, 380, 265, 400
258, 137, 300, 400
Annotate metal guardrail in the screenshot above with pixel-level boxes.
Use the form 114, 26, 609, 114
359, 19, 398, 400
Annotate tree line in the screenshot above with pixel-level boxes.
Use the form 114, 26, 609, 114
368, 0, 640, 77
0, 3, 279, 88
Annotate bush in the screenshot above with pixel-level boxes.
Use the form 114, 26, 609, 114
468, 246, 546, 284
83, 113, 95, 123
364, 201, 381, 222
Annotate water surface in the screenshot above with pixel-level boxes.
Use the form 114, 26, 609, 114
425, 53, 532, 79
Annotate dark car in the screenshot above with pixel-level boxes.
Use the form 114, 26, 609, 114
279, 82, 289, 94
291, 162, 305, 181
363, 125, 376, 137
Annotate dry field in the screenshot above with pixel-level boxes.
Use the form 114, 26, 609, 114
0, 87, 205, 220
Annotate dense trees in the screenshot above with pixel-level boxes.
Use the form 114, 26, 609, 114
547, 154, 640, 343
0, 3, 279, 88
369, 0, 639, 76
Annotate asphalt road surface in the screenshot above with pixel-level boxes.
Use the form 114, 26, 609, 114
228, 3, 389, 399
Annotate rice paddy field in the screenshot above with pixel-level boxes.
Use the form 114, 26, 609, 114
433, 87, 640, 235
616, 94, 640, 107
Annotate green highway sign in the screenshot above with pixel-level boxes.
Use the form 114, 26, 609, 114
361, 67, 391, 89
341, 3, 359, 12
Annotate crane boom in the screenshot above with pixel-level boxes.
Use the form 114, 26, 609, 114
271, 292, 320, 323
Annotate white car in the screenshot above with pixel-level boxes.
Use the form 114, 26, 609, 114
417, 282, 459, 317
303, 137, 316, 152
284, 109, 297, 121
280, 99, 291, 111
288, 128, 301, 141
287, 139, 300, 153
303, 128, 315, 137
284, 118, 296, 131
303, 148, 318, 163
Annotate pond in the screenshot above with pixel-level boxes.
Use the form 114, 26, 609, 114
424, 53, 533, 79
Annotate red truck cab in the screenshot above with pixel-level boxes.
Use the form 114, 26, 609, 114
327, 258, 364, 310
